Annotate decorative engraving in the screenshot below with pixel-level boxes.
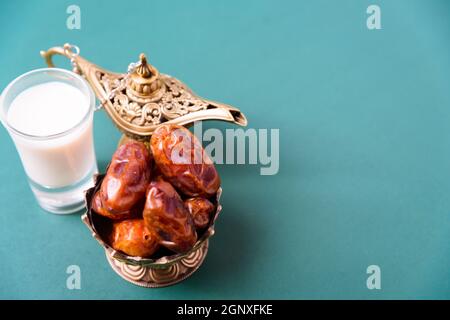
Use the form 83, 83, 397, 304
181, 246, 204, 268
97, 72, 208, 128
160, 76, 208, 120
116, 260, 147, 281
150, 264, 180, 284
106, 240, 209, 288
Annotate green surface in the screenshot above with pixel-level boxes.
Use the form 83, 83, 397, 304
1, 0, 450, 299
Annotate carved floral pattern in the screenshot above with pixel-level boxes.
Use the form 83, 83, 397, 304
97, 72, 208, 128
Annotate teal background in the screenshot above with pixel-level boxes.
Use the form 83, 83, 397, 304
1, 0, 449, 299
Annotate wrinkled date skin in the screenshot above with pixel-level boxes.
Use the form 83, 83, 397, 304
150, 124, 220, 197
110, 219, 159, 257
93, 141, 151, 219
92, 191, 135, 220
185, 198, 215, 229
143, 178, 197, 253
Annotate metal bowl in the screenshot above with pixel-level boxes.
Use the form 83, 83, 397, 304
81, 173, 222, 287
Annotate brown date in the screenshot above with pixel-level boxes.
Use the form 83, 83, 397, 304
110, 219, 159, 257
143, 177, 197, 253
150, 124, 220, 197
184, 198, 214, 229
91, 191, 134, 220
93, 141, 151, 219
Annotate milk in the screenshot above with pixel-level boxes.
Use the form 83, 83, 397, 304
8, 82, 89, 136
7, 81, 96, 188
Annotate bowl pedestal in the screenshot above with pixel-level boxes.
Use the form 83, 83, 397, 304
105, 240, 209, 288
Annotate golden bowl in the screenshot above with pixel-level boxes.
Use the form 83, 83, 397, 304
82, 173, 222, 288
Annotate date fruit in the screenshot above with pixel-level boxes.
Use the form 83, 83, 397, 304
110, 219, 159, 257
91, 191, 135, 220
93, 141, 151, 219
143, 177, 197, 253
150, 124, 220, 197
184, 197, 214, 229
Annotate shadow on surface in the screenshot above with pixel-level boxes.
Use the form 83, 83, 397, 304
176, 201, 262, 295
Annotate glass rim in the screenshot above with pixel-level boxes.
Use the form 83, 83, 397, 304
0, 68, 96, 141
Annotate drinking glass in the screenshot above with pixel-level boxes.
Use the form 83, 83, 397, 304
0, 68, 98, 214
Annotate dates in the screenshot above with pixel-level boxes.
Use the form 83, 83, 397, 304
110, 219, 159, 257
185, 198, 214, 229
93, 141, 151, 219
91, 191, 134, 220
143, 177, 197, 253
91, 129, 220, 259
150, 124, 220, 197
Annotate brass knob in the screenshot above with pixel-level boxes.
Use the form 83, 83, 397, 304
127, 54, 162, 98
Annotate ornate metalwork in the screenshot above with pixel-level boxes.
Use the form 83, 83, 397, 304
106, 241, 209, 288
40, 43, 247, 139
98, 71, 210, 128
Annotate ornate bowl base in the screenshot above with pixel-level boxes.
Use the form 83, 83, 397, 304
105, 240, 209, 288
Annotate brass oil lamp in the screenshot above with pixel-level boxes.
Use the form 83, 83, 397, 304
40, 44, 247, 139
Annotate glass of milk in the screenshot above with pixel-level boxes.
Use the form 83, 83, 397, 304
0, 68, 98, 214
